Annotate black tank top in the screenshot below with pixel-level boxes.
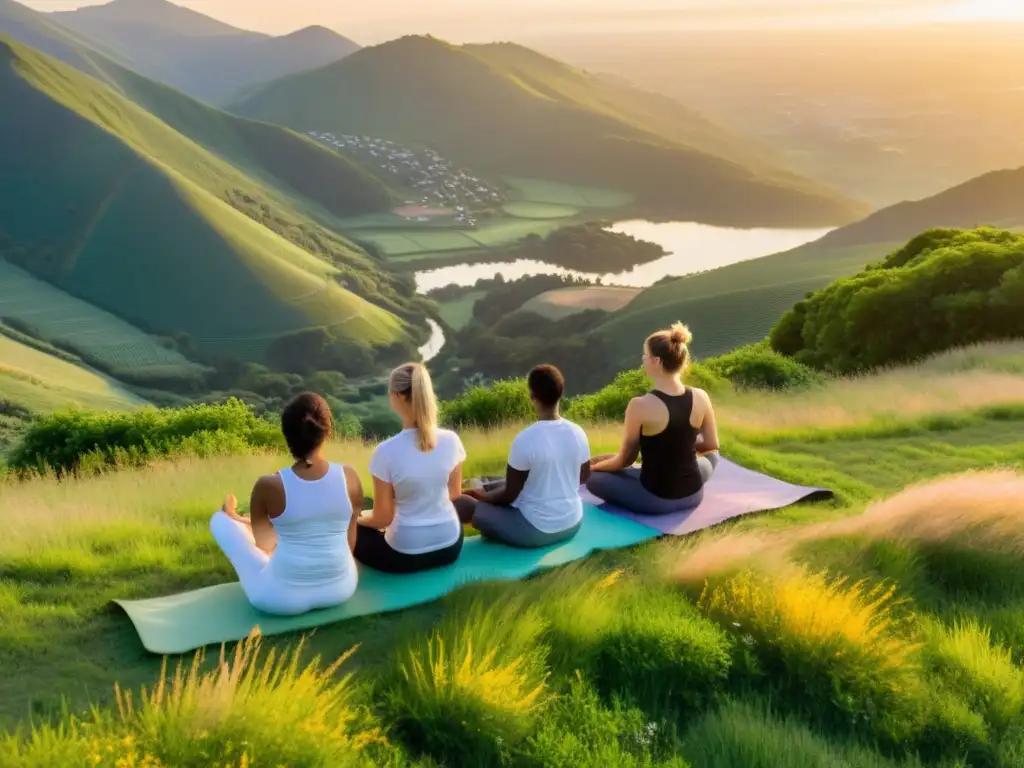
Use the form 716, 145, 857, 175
639, 389, 703, 500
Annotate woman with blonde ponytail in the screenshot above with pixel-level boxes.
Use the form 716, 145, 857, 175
355, 363, 466, 573
587, 322, 721, 516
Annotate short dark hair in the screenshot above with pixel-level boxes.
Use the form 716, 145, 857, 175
528, 364, 565, 408
281, 392, 333, 464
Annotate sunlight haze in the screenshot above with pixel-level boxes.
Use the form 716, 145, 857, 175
21, 0, 1024, 40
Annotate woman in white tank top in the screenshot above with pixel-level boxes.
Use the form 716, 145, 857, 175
210, 393, 361, 616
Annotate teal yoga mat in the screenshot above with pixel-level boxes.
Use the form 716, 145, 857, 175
115, 504, 659, 655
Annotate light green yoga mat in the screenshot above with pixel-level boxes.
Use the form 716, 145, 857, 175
115, 505, 659, 655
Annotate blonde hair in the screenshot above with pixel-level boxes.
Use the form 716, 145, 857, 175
389, 362, 438, 452
645, 322, 692, 374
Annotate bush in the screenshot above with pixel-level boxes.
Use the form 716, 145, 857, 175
704, 343, 823, 391
8, 399, 282, 475
769, 227, 1024, 373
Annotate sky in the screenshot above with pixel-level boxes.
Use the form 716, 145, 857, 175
21, 0, 1024, 42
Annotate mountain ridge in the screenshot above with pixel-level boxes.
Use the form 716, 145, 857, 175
233, 34, 867, 228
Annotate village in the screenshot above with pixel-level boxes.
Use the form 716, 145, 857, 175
308, 131, 507, 226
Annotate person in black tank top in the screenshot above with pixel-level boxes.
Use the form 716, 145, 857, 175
586, 324, 721, 516
639, 389, 704, 499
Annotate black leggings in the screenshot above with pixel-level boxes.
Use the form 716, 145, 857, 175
354, 526, 464, 574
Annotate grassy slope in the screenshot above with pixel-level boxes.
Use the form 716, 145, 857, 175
0, 334, 145, 414
1, 344, 1023, 768
0, 38, 408, 362
597, 166, 1024, 369
232, 35, 867, 228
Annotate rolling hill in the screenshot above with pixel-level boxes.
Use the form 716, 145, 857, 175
592, 166, 1024, 372
0, 37, 412, 369
36, 0, 360, 104
232, 35, 868, 228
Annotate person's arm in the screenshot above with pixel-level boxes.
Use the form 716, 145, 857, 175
448, 462, 465, 502
591, 399, 643, 473
479, 465, 529, 506
578, 428, 592, 485
249, 477, 278, 555
360, 476, 396, 530
344, 465, 363, 552
695, 391, 720, 455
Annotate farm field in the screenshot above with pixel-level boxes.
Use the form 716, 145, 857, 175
0, 261, 197, 376
505, 176, 636, 208
352, 217, 571, 260
520, 285, 642, 319
502, 201, 581, 219
436, 290, 486, 330
0, 335, 146, 415
596, 241, 900, 364
1, 348, 1024, 766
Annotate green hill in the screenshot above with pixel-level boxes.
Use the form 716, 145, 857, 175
593, 167, 1024, 372
232, 35, 867, 228
0, 37, 411, 366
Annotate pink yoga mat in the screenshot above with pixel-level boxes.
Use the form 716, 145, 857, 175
581, 458, 833, 536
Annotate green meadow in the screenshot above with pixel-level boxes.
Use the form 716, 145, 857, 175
2, 344, 1024, 766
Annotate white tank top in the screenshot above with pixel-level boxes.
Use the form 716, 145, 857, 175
266, 463, 357, 587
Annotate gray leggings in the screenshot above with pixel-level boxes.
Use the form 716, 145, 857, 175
469, 500, 582, 548
585, 453, 719, 516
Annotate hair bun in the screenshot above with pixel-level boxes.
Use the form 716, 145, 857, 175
669, 322, 692, 346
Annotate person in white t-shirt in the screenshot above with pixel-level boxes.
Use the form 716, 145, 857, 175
355, 362, 467, 573
454, 365, 591, 548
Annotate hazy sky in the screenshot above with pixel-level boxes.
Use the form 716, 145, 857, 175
23, 0, 1024, 41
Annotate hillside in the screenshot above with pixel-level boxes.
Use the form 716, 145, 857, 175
1, 344, 1024, 766
29, 0, 360, 104
0, 0, 129, 84
0, 37, 412, 369
232, 35, 867, 228
592, 167, 1024, 373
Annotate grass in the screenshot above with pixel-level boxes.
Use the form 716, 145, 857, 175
0, 261, 196, 377
1, 350, 1023, 764
504, 177, 635, 209
502, 201, 581, 219
354, 218, 569, 260
0, 335, 145, 415
1, 38, 413, 364
435, 291, 485, 330
520, 286, 642, 319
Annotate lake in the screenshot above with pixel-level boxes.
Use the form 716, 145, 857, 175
413, 221, 834, 292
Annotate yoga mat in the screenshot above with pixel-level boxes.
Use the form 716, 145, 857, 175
581, 457, 833, 535
115, 504, 658, 656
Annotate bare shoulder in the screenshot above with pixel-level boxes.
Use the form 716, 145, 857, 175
689, 387, 713, 405
253, 473, 282, 493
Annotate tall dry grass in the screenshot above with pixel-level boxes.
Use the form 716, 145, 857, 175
667, 470, 1024, 585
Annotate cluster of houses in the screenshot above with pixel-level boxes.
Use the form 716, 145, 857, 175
307, 131, 505, 223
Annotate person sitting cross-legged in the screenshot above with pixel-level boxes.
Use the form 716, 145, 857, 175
586, 322, 720, 516
455, 365, 591, 548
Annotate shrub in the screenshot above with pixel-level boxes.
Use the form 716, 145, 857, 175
0, 635, 386, 767
381, 593, 549, 765
8, 399, 282, 475
440, 378, 534, 429
704, 343, 823, 391
769, 227, 1024, 373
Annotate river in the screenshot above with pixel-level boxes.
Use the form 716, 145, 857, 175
418, 318, 446, 363
413, 220, 833, 292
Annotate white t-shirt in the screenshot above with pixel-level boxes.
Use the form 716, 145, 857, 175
508, 418, 590, 534
369, 428, 465, 555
